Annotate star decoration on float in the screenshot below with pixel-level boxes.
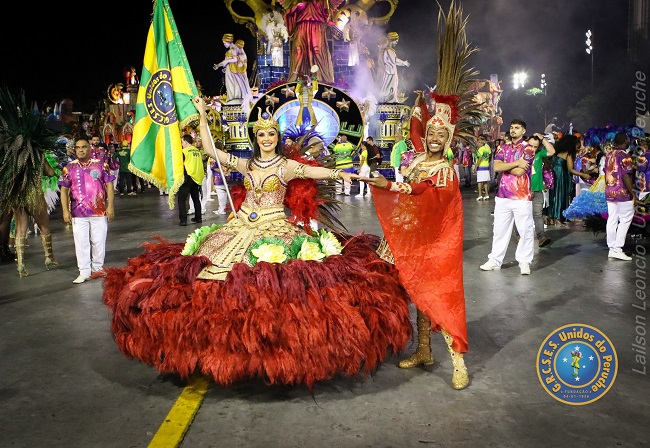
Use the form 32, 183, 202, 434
336, 98, 350, 112
265, 93, 279, 106
321, 87, 336, 101
281, 85, 295, 98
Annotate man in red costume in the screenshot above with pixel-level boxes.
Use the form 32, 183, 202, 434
361, 92, 469, 390
358, 0, 481, 390
282, 0, 343, 83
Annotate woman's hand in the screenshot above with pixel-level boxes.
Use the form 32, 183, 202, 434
340, 171, 359, 184
193, 96, 206, 116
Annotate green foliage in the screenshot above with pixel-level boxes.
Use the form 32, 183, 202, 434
181, 223, 224, 255
0, 87, 56, 213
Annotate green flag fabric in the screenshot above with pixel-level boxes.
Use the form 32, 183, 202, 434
129, 0, 199, 209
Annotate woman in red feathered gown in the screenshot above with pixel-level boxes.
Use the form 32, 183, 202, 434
102, 97, 412, 389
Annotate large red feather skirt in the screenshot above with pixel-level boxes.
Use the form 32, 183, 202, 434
102, 234, 412, 389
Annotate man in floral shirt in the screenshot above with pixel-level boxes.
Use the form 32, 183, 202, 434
59, 138, 115, 283
604, 132, 635, 261
480, 119, 536, 275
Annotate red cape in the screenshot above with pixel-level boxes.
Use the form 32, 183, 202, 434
371, 177, 468, 352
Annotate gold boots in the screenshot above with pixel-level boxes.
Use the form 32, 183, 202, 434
443, 330, 469, 390
15, 236, 28, 277
41, 233, 59, 270
398, 310, 434, 368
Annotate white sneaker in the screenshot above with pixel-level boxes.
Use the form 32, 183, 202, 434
476, 196, 483, 201
73, 274, 88, 284
484, 195, 489, 200
519, 262, 531, 275
214, 210, 227, 215
480, 259, 501, 271
356, 194, 364, 197
608, 250, 632, 261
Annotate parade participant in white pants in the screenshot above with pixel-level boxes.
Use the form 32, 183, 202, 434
356, 141, 372, 197
605, 132, 635, 261
58, 139, 115, 283
480, 119, 536, 275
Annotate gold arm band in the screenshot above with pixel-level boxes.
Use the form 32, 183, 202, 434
329, 169, 342, 180
293, 163, 307, 179
223, 153, 239, 170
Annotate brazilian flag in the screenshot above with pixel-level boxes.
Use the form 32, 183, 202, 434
129, 0, 199, 209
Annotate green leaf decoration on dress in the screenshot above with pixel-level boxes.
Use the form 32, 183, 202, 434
317, 229, 343, 256
181, 224, 223, 255
289, 234, 320, 258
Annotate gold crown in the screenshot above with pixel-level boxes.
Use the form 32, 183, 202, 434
387, 32, 399, 41
235, 39, 245, 48
222, 33, 234, 43
252, 107, 280, 134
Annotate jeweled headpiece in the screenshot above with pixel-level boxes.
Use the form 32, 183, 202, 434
222, 33, 234, 43
235, 39, 245, 48
387, 32, 399, 41
252, 107, 280, 134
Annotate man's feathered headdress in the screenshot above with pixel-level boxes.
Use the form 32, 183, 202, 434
413, 0, 486, 153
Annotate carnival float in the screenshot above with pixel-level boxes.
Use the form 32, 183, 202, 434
196, 0, 501, 176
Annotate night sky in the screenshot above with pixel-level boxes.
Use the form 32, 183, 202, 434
0, 0, 631, 132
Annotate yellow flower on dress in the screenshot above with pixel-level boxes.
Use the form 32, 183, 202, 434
319, 230, 342, 256
251, 244, 287, 264
297, 241, 326, 261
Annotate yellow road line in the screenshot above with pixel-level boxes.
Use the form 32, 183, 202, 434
148, 373, 211, 448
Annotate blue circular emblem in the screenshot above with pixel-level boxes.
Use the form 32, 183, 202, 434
144, 70, 177, 126
90, 169, 101, 180
536, 324, 617, 405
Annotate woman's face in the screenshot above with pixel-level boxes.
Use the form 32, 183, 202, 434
256, 129, 279, 158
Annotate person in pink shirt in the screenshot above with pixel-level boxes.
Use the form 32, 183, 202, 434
480, 119, 536, 275
58, 139, 115, 283
604, 132, 635, 260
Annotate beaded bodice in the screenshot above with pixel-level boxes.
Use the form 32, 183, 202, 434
241, 157, 288, 209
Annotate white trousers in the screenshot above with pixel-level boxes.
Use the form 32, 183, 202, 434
72, 216, 108, 277
394, 167, 404, 183
216, 184, 228, 212
606, 200, 634, 251
358, 164, 371, 196
200, 170, 212, 208
488, 197, 534, 266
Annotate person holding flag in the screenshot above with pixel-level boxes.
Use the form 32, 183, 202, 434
127, 0, 200, 210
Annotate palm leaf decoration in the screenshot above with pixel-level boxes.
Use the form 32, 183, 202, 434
435, 0, 487, 147
0, 87, 56, 213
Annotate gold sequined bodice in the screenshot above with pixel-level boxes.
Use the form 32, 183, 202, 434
242, 159, 288, 209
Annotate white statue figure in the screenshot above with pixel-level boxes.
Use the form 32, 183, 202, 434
260, 11, 289, 67
213, 34, 253, 105
378, 32, 410, 104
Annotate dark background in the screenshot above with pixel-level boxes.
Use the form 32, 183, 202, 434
0, 0, 643, 134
